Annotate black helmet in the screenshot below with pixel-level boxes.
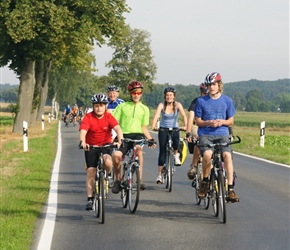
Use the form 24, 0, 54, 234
164, 87, 176, 94
107, 85, 119, 92
91, 93, 109, 104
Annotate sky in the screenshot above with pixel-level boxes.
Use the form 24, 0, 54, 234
1, 0, 289, 86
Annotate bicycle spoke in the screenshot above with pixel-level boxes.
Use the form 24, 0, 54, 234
128, 167, 140, 213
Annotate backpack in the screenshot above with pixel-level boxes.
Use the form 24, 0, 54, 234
178, 139, 187, 165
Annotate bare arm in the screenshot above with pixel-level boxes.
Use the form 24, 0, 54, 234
113, 125, 124, 148
186, 110, 194, 134
151, 103, 163, 130
79, 129, 88, 149
177, 102, 187, 130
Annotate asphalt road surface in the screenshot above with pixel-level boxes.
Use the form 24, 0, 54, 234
32, 122, 290, 250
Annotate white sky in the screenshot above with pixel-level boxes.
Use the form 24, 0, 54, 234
1, 0, 289, 85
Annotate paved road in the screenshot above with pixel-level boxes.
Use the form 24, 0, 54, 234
32, 123, 290, 250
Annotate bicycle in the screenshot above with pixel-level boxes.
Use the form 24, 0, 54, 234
158, 127, 184, 192
191, 154, 208, 207
120, 138, 156, 213
64, 113, 73, 127
79, 142, 116, 224
196, 136, 241, 223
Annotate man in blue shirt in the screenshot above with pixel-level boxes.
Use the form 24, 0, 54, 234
107, 85, 124, 112
195, 72, 239, 203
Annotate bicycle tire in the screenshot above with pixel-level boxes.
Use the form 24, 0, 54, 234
128, 165, 140, 213
121, 163, 128, 208
211, 171, 219, 216
218, 170, 226, 223
99, 171, 105, 224
94, 179, 99, 218
168, 152, 173, 192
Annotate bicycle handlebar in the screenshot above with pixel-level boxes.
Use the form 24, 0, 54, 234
122, 138, 157, 146
78, 141, 118, 150
196, 136, 241, 148
156, 127, 185, 132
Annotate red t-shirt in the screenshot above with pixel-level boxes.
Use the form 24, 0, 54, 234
80, 112, 118, 145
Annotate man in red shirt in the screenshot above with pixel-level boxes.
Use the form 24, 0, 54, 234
79, 93, 123, 211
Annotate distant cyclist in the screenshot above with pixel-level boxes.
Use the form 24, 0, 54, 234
63, 104, 72, 125
107, 85, 124, 141
79, 93, 123, 211
185, 82, 208, 180
71, 104, 78, 126
151, 87, 187, 184
107, 85, 124, 113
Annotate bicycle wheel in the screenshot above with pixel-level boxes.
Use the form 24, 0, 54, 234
128, 165, 140, 213
168, 152, 173, 192
121, 163, 128, 208
218, 170, 227, 223
98, 171, 105, 224
94, 179, 99, 217
211, 172, 219, 217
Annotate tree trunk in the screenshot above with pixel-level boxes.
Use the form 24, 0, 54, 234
13, 60, 35, 134
30, 61, 44, 126
36, 61, 51, 122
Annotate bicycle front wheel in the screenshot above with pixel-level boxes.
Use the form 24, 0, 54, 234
167, 153, 173, 192
98, 171, 105, 224
128, 166, 140, 213
211, 172, 219, 216
218, 170, 226, 223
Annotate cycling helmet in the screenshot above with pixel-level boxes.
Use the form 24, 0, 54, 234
199, 82, 208, 94
107, 85, 119, 92
205, 72, 222, 84
127, 81, 144, 92
164, 87, 176, 94
91, 93, 109, 104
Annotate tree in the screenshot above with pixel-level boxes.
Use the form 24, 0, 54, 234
106, 26, 157, 93
0, 0, 129, 133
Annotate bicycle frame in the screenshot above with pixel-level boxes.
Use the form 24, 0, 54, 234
196, 136, 241, 223
159, 127, 182, 192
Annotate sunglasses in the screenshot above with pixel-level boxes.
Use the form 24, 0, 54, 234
131, 91, 142, 96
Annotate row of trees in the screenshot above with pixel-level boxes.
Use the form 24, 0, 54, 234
0, 1, 134, 133
2, 79, 290, 113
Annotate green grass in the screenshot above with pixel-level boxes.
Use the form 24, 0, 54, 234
0, 122, 58, 250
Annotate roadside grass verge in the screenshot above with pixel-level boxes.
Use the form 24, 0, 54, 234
0, 121, 58, 250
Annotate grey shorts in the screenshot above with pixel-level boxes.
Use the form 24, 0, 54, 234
198, 135, 232, 157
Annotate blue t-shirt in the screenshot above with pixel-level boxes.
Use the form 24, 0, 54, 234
108, 98, 124, 111
195, 95, 235, 136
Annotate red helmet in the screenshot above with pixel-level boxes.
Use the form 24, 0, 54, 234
127, 81, 144, 92
205, 72, 222, 84
199, 83, 208, 94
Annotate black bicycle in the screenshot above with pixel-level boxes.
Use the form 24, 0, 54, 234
158, 127, 184, 192
196, 136, 241, 223
120, 138, 155, 213
79, 142, 116, 224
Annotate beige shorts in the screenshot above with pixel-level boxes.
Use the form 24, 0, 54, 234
191, 125, 198, 138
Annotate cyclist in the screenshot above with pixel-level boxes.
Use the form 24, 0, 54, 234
63, 104, 71, 125
71, 104, 78, 126
107, 85, 125, 141
186, 83, 208, 180
151, 87, 187, 184
195, 72, 239, 202
112, 80, 156, 192
78, 106, 84, 124
79, 93, 123, 211
107, 85, 124, 113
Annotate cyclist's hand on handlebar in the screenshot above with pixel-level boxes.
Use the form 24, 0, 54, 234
148, 138, 157, 148
152, 127, 158, 131
79, 140, 90, 151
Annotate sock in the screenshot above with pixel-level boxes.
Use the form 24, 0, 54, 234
203, 177, 209, 182
87, 197, 93, 201
228, 185, 234, 190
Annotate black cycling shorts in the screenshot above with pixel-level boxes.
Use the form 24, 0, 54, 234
84, 148, 112, 168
